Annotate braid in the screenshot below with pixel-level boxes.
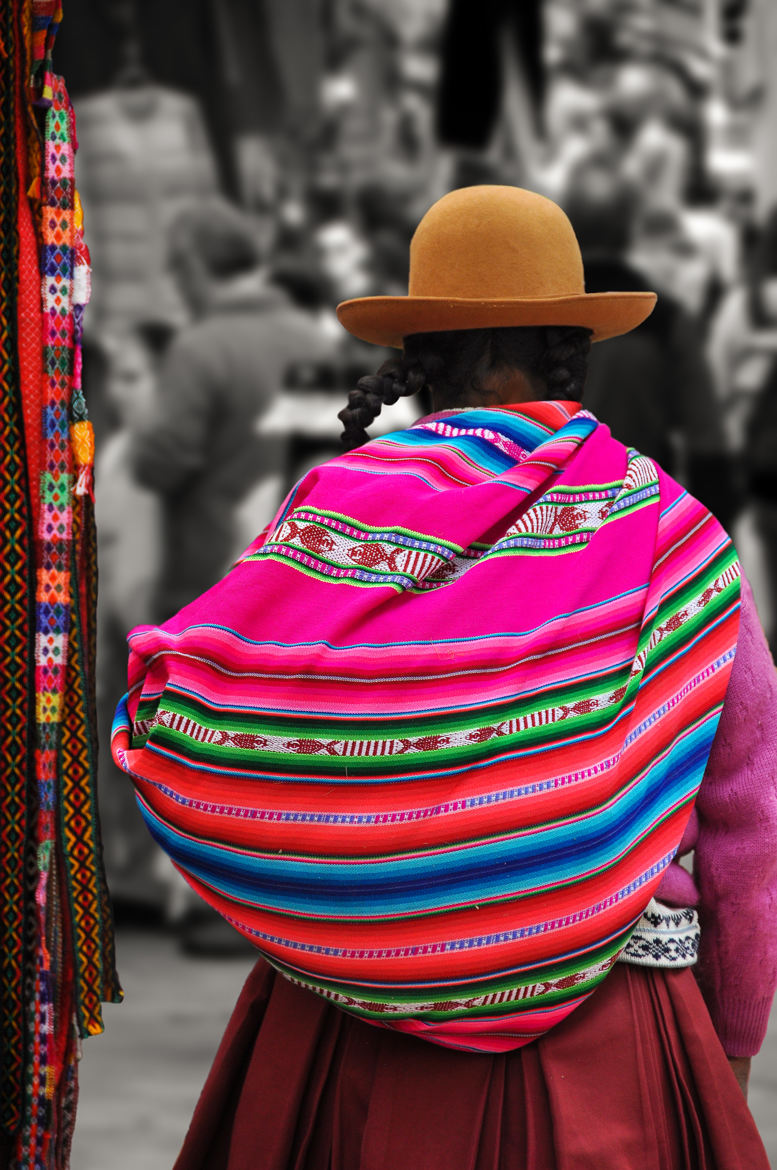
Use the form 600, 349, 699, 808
538, 326, 591, 401
338, 325, 592, 449
338, 353, 441, 452
338, 374, 394, 452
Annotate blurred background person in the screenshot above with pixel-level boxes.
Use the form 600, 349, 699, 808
95, 320, 175, 915
708, 205, 777, 469
125, 196, 338, 950
71, 66, 220, 330
132, 196, 336, 623
563, 160, 737, 530
708, 203, 777, 649
436, 0, 544, 186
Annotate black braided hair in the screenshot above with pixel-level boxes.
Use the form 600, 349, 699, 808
337, 353, 442, 452
537, 326, 592, 402
338, 326, 592, 451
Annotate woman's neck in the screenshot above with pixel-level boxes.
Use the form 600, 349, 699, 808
430, 369, 543, 413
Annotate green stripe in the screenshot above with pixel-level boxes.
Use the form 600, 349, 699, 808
143, 661, 631, 741
249, 551, 408, 591
271, 930, 629, 1006
269, 935, 629, 1020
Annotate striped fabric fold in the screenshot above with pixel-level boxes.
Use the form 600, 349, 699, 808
113, 401, 740, 1052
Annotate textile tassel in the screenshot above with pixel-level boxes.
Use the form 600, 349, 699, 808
28, 0, 61, 103
70, 191, 92, 499
70, 419, 93, 498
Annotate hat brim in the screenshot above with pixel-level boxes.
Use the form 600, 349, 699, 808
336, 291, 657, 349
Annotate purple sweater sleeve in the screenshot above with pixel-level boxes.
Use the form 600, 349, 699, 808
692, 574, 777, 1057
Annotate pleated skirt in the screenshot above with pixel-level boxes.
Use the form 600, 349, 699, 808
174, 960, 769, 1170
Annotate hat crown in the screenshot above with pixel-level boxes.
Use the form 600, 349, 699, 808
408, 185, 585, 301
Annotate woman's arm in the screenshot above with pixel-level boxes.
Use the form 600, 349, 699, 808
693, 575, 777, 1062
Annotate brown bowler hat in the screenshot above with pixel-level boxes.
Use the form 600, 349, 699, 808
336, 185, 656, 349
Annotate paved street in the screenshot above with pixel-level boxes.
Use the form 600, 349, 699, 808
71, 928, 254, 1170
71, 928, 777, 1169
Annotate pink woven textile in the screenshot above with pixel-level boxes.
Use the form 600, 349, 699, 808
114, 402, 740, 1051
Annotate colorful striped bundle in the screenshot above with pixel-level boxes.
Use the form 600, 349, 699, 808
113, 401, 740, 1052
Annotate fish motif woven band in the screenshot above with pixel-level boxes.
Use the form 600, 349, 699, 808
113, 401, 740, 1053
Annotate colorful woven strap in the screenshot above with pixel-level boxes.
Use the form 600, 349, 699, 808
1, 12, 120, 1162
0, 0, 34, 1134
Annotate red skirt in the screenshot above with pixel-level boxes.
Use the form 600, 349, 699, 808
174, 961, 769, 1170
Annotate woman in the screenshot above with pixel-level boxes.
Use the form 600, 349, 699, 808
113, 187, 776, 1169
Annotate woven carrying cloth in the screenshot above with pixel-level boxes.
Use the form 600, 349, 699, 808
113, 402, 740, 1053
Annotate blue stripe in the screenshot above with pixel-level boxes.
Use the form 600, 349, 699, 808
384, 428, 515, 473
137, 721, 715, 917
375, 409, 598, 476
